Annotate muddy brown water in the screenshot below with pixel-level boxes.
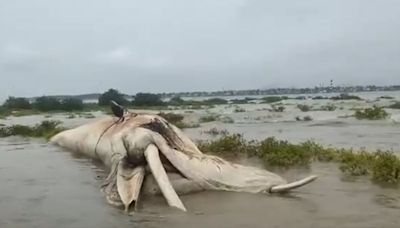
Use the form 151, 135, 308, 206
1, 137, 400, 228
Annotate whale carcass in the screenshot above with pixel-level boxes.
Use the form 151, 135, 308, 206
50, 112, 317, 212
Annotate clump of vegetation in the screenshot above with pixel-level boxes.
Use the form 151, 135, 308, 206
158, 112, 184, 124
338, 150, 375, 176
34, 96, 84, 111
271, 105, 285, 112
0, 120, 65, 139
168, 96, 185, 106
198, 134, 255, 156
199, 115, 219, 123
297, 104, 312, 112
230, 97, 256, 104
80, 113, 95, 119
312, 96, 329, 100
203, 127, 229, 136
203, 98, 228, 105
261, 96, 288, 104
331, 93, 362, 100
99, 89, 129, 106
379, 96, 394, 99
294, 96, 306, 100
167, 96, 228, 107
230, 99, 247, 104
0, 96, 87, 117
3, 97, 32, 110
219, 116, 234, 123
320, 104, 337, 111
132, 93, 164, 106
295, 116, 313, 121
158, 112, 200, 129
66, 113, 76, 119
174, 122, 200, 129
371, 151, 400, 183
354, 106, 389, 120
234, 106, 246, 113
388, 102, 400, 109
198, 134, 400, 183
256, 137, 315, 166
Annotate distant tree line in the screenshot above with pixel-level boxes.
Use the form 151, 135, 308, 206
2, 96, 84, 112
2, 88, 371, 115
98, 89, 231, 107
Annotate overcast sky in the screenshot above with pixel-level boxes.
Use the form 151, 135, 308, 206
0, 0, 399, 100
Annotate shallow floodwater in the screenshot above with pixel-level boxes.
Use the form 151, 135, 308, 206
1, 137, 400, 228
1, 91, 400, 227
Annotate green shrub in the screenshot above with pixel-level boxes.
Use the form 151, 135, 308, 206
219, 116, 234, 123
197, 133, 400, 183
168, 96, 185, 105
174, 122, 200, 129
262, 96, 288, 104
203, 128, 229, 136
295, 116, 313, 121
388, 102, 400, 109
338, 150, 375, 176
331, 93, 362, 100
271, 105, 285, 112
312, 96, 328, 100
67, 114, 76, 119
294, 96, 306, 100
234, 106, 246, 113
257, 137, 314, 166
0, 120, 64, 139
60, 98, 84, 111
198, 134, 252, 156
203, 98, 228, 105
33, 96, 61, 111
3, 97, 31, 110
199, 115, 218, 123
320, 104, 336, 111
157, 112, 199, 129
372, 151, 400, 183
82, 113, 95, 119
379, 96, 394, 99
230, 99, 248, 104
133, 93, 164, 106
297, 104, 312, 112
98, 89, 129, 106
354, 106, 389, 120
158, 112, 184, 124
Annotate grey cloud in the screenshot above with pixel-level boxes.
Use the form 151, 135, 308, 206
0, 0, 399, 101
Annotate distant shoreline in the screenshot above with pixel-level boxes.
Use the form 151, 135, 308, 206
20, 85, 400, 101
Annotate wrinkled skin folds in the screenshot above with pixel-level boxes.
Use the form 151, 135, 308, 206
50, 112, 317, 212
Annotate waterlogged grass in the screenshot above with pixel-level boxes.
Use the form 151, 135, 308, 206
158, 112, 200, 129
271, 105, 285, 112
295, 115, 313, 121
234, 106, 246, 113
388, 102, 400, 109
198, 134, 400, 184
354, 106, 389, 120
175, 122, 200, 129
261, 96, 288, 104
319, 104, 337, 111
199, 115, 219, 123
158, 112, 184, 123
0, 120, 65, 139
202, 127, 229, 136
297, 104, 312, 112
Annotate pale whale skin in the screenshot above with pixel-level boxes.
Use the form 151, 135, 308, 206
50, 112, 317, 212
